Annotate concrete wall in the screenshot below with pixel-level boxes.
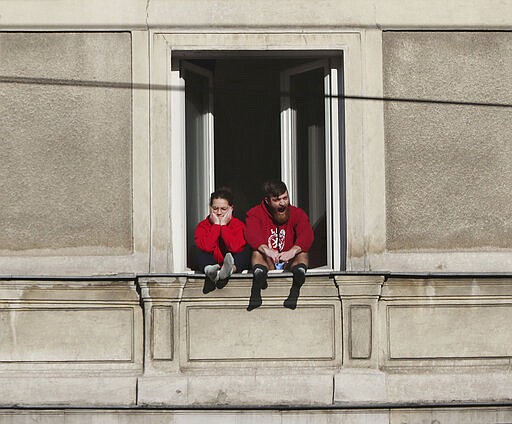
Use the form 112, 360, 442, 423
0, 2, 511, 423
0, 408, 502, 424
1, 274, 512, 419
0, 0, 511, 29
0, 32, 133, 255
1, 408, 512, 424
0, 1, 511, 273
2, 274, 512, 408
383, 31, 512, 251
0, 30, 150, 275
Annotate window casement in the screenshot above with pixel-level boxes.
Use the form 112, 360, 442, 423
170, 53, 345, 272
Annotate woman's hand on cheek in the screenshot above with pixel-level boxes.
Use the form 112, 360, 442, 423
222, 207, 233, 225
209, 210, 220, 225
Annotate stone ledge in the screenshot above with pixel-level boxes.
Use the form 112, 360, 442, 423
138, 374, 334, 406
0, 377, 137, 407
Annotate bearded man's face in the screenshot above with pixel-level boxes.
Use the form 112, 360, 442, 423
266, 191, 290, 225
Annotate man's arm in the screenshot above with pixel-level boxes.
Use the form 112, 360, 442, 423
292, 208, 314, 252
244, 210, 266, 250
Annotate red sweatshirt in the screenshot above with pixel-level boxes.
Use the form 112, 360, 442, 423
194, 217, 246, 264
245, 201, 314, 253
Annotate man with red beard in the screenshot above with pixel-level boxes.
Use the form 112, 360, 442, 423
245, 180, 314, 311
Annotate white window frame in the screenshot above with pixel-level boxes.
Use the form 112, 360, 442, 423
169, 53, 346, 273
280, 59, 342, 270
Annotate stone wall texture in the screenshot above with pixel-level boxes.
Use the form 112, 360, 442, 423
383, 32, 512, 251
0, 32, 132, 254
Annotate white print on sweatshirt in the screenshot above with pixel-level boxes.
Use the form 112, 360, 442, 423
268, 228, 286, 252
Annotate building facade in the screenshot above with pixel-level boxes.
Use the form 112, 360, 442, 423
0, 0, 512, 422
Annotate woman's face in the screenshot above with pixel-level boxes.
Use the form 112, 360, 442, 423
210, 198, 230, 219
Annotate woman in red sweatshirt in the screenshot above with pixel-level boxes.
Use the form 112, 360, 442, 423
194, 188, 248, 294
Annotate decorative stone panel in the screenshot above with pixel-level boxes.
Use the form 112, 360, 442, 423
137, 274, 341, 406
0, 32, 133, 255
380, 277, 512, 368
180, 275, 341, 369
0, 278, 142, 406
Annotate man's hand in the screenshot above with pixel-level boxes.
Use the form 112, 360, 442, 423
258, 245, 280, 263
277, 245, 302, 264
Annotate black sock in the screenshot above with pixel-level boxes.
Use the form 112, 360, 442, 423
283, 285, 300, 310
291, 263, 307, 287
247, 282, 262, 311
284, 264, 307, 309
247, 265, 267, 310
202, 277, 216, 294
216, 278, 229, 289
253, 264, 268, 290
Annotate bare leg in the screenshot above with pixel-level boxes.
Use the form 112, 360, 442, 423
285, 252, 309, 270
251, 250, 275, 270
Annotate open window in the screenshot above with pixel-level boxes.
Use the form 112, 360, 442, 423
171, 53, 345, 271
181, 62, 215, 255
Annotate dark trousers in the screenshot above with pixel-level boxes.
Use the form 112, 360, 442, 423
194, 246, 250, 273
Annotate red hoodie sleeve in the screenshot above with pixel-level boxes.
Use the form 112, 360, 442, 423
220, 218, 246, 253
245, 206, 267, 250
194, 219, 221, 253
292, 207, 314, 252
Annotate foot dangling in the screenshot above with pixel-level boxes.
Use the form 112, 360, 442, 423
283, 285, 300, 310
246, 284, 263, 311
253, 264, 268, 290
217, 253, 234, 289
247, 265, 268, 311
203, 264, 220, 294
291, 263, 307, 287
283, 263, 307, 309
